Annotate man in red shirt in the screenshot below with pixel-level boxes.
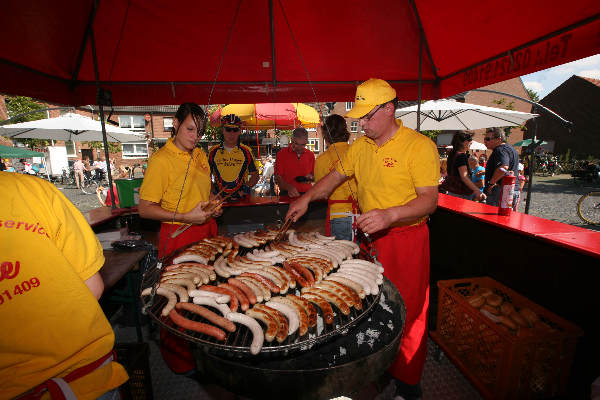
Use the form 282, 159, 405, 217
274, 127, 315, 197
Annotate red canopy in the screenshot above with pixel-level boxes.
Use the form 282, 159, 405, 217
1, 0, 599, 106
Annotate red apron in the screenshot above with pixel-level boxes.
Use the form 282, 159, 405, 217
372, 222, 430, 385
158, 219, 217, 373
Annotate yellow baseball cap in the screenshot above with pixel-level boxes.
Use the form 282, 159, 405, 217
345, 78, 397, 118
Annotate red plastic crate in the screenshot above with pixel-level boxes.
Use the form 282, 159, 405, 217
430, 277, 582, 399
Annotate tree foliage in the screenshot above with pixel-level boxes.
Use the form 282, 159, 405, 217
5, 96, 46, 123
83, 141, 122, 154
492, 98, 517, 138
3, 96, 50, 149
421, 130, 441, 141
526, 89, 540, 103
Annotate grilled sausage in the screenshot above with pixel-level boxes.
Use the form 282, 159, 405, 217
266, 300, 299, 335
315, 280, 361, 310
218, 283, 250, 311
268, 296, 309, 336
169, 309, 226, 341
197, 285, 239, 312
226, 313, 264, 355
228, 278, 257, 304
175, 302, 236, 332
301, 292, 335, 324
246, 306, 279, 342
254, 304, 289, 343
141, 286, 177, 317
286, 294, 317, 328
240, 272, 280, 294
303, 287, 351, 316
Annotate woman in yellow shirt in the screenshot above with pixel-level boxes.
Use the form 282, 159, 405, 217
314, 114, 358, 240
138, 103, 221, 374
139, 102, 221, 258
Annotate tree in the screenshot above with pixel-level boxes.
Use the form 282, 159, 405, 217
526, 89, 540, 103
492, 98, 517, 138
421, 130, 441, 141
3, 96, 50, 149
83, 141, 122, 154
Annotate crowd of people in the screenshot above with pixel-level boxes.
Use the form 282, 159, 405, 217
438, 128, 527, 211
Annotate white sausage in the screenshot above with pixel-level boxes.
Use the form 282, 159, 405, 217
266, 301, 299, 335
192, 296, 231, 316
172, 254, 209, 265
158, 283, 189, 302
325, 276, 366, 299
226, 312, 264, 355
341, 258, 384, 273
141, 287, 177, 316
333, 239, 360, 254
188, 289, 230, 304
329, 272, 373, 296
339, 265, 383, 285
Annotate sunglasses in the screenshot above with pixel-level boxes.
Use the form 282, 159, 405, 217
224, 127, 240, 133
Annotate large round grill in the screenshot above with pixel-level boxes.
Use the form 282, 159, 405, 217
140, 236, 383, 358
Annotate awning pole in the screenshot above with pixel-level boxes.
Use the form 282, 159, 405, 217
416, 28, 423, 132
524, 108, 537, 214
90, 25, 117, 210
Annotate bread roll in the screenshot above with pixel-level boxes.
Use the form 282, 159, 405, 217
482, 304, 500, 315
468, 294, 485, 308
500, 302, 515, 316
509, 311, 528, 327
486, 294, 503, 307
474, 287, 493, 297
498, 315, 517, 330
519, 308, 539, 327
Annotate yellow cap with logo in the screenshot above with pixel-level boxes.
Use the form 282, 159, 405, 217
345, 78, 397, 118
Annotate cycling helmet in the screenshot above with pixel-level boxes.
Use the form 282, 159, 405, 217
221, 114, 242, 127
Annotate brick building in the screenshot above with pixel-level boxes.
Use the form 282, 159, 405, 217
1, 76, 531, 168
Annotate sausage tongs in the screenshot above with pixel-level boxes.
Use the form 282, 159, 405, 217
273, 213, 296, 242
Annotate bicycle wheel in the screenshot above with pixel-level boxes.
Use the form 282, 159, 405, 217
577, 191, 600, 225
81, 179, 99, 194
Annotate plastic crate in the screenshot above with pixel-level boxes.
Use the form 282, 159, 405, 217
115, 342, 153, 400
430, 277, 582, 400
115, 178, 143, 208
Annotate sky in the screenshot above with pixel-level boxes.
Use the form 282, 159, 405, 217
521, 53, 600, 99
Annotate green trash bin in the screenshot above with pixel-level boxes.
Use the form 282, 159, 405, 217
114, 178, 143, 208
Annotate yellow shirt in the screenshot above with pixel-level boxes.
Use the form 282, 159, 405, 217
207, 144, 257, 184
314, 142, 358, 219
139, 138, 211, 224
336, 120, 440, 227
0, 173, 128, 400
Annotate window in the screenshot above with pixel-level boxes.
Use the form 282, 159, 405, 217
350, 121, 358, 132
308, 138, 320, 152
118, 115, 145, 131
65, 141, 76, 156
163, 117, 173, 130
346, 102, 354, 111
122, 142, 149, 158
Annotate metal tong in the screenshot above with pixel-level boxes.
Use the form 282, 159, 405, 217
170, 189, 233, 239
273, 213, 296, 242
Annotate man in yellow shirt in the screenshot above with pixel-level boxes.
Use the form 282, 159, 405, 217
287, 78, 439, 399
314, 114, 358, 241
208, 114, 259, 200
0, 173, 128, 399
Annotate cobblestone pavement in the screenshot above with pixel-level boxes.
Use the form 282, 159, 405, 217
57, 173, 599, 232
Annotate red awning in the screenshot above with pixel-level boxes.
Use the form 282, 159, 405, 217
1, 0, 599, 106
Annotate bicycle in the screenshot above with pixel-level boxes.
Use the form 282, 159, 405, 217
80, 169, 105, 194
576, 191, 600, 225
61, 167, 75, 186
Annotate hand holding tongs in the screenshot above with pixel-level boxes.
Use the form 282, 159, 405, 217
170, 189, 233, 239
273, 212, 296, 242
